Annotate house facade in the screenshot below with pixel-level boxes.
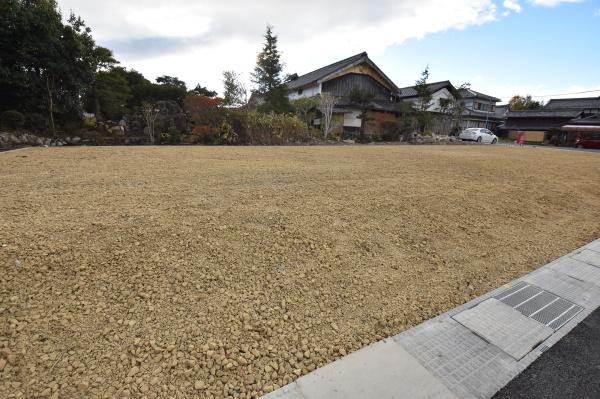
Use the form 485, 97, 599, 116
397, 81, 503, 134
286, 52, 404, 138
502, 97, 600, 144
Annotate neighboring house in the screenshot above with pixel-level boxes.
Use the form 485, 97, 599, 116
494, 104, 509, 120
501, 97, 600, 144
562, 114, 600, 144
286, 52, 404, 138
397, 81, 503, 134
458, 89, 503, 131
398, 80, 456, 112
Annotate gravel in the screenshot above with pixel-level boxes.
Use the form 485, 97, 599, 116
1, 146, 599, 398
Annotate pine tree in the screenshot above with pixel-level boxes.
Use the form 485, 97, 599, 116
251, 25, 292, 113
251, 25, 283, 95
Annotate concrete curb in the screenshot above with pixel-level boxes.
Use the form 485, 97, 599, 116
262, 238, 600, 399
0, 146, 33, 155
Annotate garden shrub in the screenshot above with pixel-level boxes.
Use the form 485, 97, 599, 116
0, 110, 25, 130
216, 120, 238, 145
246, 110, 312, 145
24, 113, 47, 132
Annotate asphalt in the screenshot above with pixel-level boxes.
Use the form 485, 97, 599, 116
493, 307, 600, 399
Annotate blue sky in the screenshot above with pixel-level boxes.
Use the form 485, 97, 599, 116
57, 0, 600, 103
379, 0, 600, 101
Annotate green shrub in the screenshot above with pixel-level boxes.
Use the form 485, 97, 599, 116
381, 121, 401, 141
216, 120, 238, 145
83, 115, 97, 128
246, 110, 312, 145
0, 110, 25, 130
24, 113, 47, 132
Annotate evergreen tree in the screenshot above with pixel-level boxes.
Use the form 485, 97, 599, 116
190, 84, 217, 97
252, 25, 283, 94
414, 66, 433, 133
251, 25, 291, 113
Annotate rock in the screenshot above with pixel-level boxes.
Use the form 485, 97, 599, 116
77, 381, 89, 392
128, 366, 139, 377
194, 380, 205, 390
0, 358, 6, 371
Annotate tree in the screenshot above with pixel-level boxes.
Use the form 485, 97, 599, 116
190, 84, 217, 97
252, 25, 283, 94
317, 93, 338, 139
0, 1, 117, 135
509, 95, 542, 110
156, 76, 186, 90
346, 88, 375, 140
86, 68, 132, 121
251, 25, 291, 113
222, 71, 248, 108
439, 82, 470, 135
143, 104, 160, 144
154, 76, 187, 105
414, 66, 433, 133
292, 97, 318, 127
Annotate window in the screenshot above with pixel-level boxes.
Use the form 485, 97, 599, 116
297, 89, 303, 95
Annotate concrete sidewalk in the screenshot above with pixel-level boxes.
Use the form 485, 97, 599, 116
262, 238, 600, 399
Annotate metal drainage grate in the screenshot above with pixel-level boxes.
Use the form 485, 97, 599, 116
494, 282, 583, 331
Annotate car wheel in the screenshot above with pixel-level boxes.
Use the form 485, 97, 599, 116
576, 144, 583, 149
492, 139, 497, 144
476, 137, 482, 143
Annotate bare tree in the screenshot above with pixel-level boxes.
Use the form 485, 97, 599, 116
222, 71, 248, 108
143, 104, 161, 144
317, 93, 338, 139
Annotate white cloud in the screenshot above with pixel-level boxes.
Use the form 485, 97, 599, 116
56, 0, 500, 93
503, 0, 522, 13
529, 0, 583, 6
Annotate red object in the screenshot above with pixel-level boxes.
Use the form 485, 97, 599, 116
575, 133, 600, 149
516, 132, 525, 146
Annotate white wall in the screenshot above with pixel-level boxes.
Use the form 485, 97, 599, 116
288, 84, 321, 101
404, 88, 455, 112
429, 88, 454, 112
343, 111, 362, 127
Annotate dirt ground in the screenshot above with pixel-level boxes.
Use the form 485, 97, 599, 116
1, 145, 599, 399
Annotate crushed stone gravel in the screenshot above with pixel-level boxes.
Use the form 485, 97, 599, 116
1, 145, 599, 398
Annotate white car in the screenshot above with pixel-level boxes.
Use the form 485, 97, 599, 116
459, 128, 498, 144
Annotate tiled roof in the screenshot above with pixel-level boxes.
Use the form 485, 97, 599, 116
506, 109, 582, 118
544, 97, 600, 110
397, 81, 454, 98
286, 52, 398, 91
458, 88, 501, 103
568, 114, 600, 126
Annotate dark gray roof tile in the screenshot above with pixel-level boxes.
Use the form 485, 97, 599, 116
544, 97, 600, 110
397, 81, 454, 98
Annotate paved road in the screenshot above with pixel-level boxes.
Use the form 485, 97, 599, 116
493, 307, 600, 399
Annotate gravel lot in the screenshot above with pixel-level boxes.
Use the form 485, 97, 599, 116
1, 145, 599, 399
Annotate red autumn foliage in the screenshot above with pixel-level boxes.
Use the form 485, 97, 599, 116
184, 95, 225, 127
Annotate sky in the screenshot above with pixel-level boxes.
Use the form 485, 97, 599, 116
56, 0, 600, 103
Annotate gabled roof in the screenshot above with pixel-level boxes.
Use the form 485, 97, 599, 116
397, 81, 455, 98
544, 97, 600, 110
286, 52, 399, 92
458, 88, 501, 103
